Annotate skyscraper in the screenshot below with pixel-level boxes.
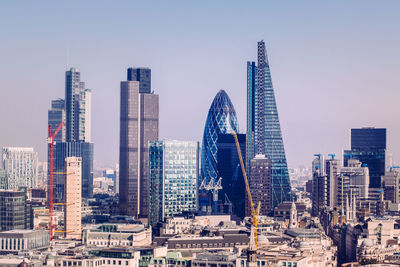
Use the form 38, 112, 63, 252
65, 68, 91, 143
119, 68, 159, 217
200, 90, 239, 212
127, 68, 151, 93
53, 142, 93, 202
2, 147, 38, 189
148, 140, 199, 226
48, 99, 66, 143
344, 128, 386, 188
216, 133, 246, 218
246, 40, 291, 209
49, 68, 94, 201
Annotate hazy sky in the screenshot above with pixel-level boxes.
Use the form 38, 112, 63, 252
0, 1, 399, 169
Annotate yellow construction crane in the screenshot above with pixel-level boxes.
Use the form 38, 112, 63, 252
232, 131, 260, 249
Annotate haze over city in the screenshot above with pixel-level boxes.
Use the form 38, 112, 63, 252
1, 0, 399, 168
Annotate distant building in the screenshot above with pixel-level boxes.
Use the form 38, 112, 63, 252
0, 230, 49, 255
0, 189, 31, 231
0, 170, 6, 190
119, 68, 159, 218
344, 128, 386, 188
148, 140, 199, 226
216, 133, 246, 218
83, 224, 151, 247
383, 169, 400, 204
247, 154, 271, 216
64, 157, 82, 239
2, 147, 38, 189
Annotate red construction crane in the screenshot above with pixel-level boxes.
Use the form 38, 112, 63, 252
47, 122, 64, 241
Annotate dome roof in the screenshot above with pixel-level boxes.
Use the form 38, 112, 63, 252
18, 260, 29, 267
200, 90, 239, 183
46, 254, 55, 260
361, 239, 374, 247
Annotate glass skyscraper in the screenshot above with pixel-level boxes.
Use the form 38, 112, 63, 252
201, 90, 239, 184
48, 67, 93, 200
119, 68, 159, 218
65, 68, 91, 143
344, 128, 386, 188
246, 40, 291, 209
216, 133, 246, 218
53, 142, 93, 202
149, 140, 199, 226
48, 99, 66, 143
200, 90, 239, 212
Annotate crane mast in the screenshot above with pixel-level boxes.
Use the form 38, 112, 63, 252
232, 131, 260, 249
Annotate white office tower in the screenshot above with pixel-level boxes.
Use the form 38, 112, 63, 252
64, 157, 82, 239
2, 147, 38, 189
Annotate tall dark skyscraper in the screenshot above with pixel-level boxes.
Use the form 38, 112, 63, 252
127, 68, 151, 93
344, 128, 386, 188
119, 67, 159, 218
48, 68, 94, 201
246, 40, 291, 209
216, 133, 246, 218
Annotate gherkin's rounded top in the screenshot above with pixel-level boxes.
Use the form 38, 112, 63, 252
201, 90, 239, 183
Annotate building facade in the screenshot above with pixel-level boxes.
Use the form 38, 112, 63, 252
0, 230, 49, 255
48, 99, 66, 143
0, 190, 30, 231
247, 154, 272, 216
246, 40, 291, 209
2, 147, 38, 189
49, 68, 94, 202
119, 68, 159, 217
200, 90, 239, 212
216, 133, 246, 218
344, 128, 386, 188
53, 142, 93, 202
64, 157, 82, 239
149, 140, 199, 226
65, 68, 91, 143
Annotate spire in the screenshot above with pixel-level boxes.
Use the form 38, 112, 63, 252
247, 224, 257, 266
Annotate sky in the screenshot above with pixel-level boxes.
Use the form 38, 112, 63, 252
0, 1, 399, 169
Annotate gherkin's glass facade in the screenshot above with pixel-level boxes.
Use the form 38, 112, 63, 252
246, 41, 291, 209
201, 90, 239, 184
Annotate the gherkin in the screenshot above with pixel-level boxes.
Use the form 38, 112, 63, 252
201, 90, 239, 184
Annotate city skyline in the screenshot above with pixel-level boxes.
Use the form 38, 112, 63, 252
1, 1, 400, 168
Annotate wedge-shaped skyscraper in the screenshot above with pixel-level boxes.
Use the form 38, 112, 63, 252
246, 40, 291, 209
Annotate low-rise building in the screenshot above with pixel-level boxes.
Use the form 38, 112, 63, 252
0, 229, 50, 255
83, 224, 151, 248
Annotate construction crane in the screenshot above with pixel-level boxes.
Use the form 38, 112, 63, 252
47, 121, 65, 241
232, 131, 260, 249
199, 177, 222, 213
